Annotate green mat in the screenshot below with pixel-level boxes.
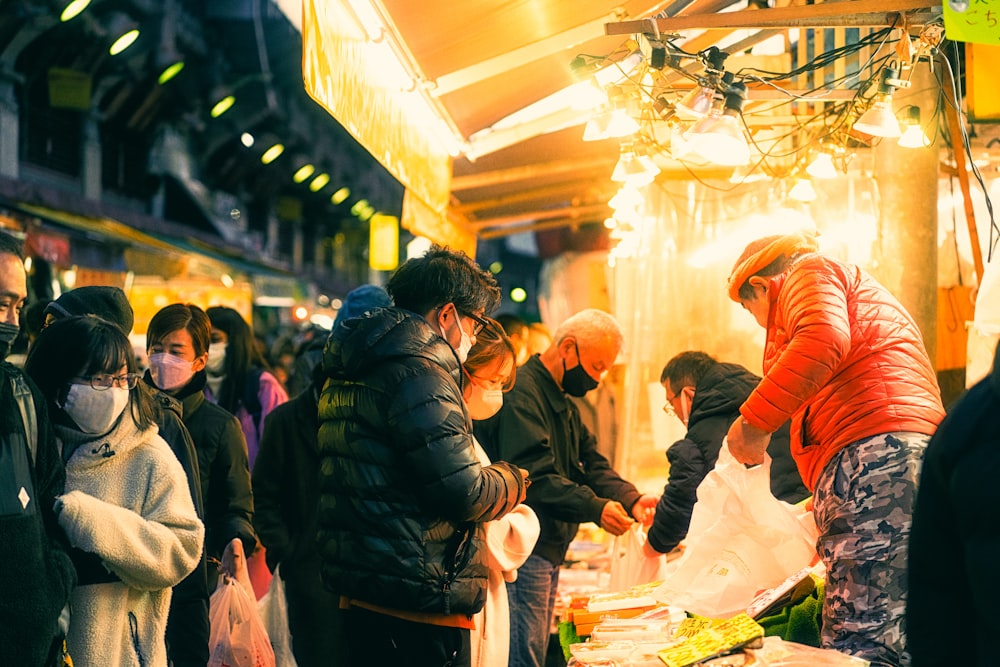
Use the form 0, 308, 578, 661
559, 583, 824, 661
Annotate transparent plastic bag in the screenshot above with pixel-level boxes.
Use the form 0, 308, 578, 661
749, 636, 870, 666
608, 523, 669, 592
208, 577, 277, 667
257, 565, 298, 667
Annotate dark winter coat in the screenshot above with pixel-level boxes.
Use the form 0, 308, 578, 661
317, 307, 524, 616
647, 363, 809, 554
142, 382, 211, 667
253, 386, 343, 666
907, 341, 1000, 667
474, 355, 642, 566
0, 365, 76, 667
173, 371, 255, 559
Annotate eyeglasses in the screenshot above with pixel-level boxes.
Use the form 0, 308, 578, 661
463, 311, 490, 336
75, 373, 140, 391
662, 386, 684, 417
469, 374, 505, 391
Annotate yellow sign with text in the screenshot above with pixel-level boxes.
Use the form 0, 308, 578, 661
944, 0, 1000, 45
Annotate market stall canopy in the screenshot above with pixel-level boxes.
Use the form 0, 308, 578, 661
297, 0, 944, 250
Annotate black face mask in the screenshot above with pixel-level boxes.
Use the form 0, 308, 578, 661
561, 341, 599, 397
0, 321, 19, 359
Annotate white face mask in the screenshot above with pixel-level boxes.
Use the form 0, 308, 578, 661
148, 352, 196, 391
206, 343, 227, 374
438, 317, 473, 364
62, 384, 130, 435
467, 385, 503, 420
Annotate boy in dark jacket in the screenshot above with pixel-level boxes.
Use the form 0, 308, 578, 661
647, 351, 808, 555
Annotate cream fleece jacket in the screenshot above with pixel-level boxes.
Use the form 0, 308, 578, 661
56, 416, 204, 667
471, 439, 540, 667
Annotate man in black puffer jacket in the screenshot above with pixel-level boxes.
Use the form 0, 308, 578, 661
317, 246, 527, 667
907, 339, 1000, 667
647, 351, 809, 555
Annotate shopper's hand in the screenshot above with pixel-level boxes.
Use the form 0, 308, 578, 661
600, 500, 634, 536
726, 418, 771, 466
642, 539, 661, 558
630, 494, 659, 527
518, 468, 531, 503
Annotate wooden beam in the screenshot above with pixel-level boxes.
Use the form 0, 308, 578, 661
606, 0, 940, 32
476, 215, 608, 240
452, 181, 614, 214
468, 203, 611, 230
451, 157, 612, 191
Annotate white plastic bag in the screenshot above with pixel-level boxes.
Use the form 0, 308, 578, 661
208, 577, 277, 667
973, 257, 1000, 336
608, 523, 669, 591
257, 565, 298, 667
652, 444, 818, 618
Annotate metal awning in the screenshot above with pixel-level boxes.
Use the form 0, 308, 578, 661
296, 0, 944, 247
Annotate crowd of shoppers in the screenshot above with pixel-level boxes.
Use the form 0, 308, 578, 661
0, 230, 977, 667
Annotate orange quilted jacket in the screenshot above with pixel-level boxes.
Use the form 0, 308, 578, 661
740, 254, 945, 490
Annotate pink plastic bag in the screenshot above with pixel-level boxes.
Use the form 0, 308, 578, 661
208, 577, 277, 667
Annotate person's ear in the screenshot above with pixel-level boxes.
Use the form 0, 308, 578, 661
748, 276, 769, 296
192, 353, 208, 373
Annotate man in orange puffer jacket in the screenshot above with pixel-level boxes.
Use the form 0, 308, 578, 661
725, 231, 945, 667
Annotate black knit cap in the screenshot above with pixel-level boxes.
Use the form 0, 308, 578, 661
44, 286, 135, 334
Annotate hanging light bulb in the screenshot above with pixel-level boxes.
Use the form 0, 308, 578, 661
853, 66, 904, 138
854, 99, 901, 138
583, 107, 639, 141
609, 184, 644, 212
611, 143, 660, 187
897, 106, 931, 148
805, 152, 838, 179
788, 177, 817, 202
675, 84, 716, 120
679, 80, 750, 167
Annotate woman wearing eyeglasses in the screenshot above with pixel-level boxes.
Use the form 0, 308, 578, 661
462, 318, 539, 667
25, 315, 204, 667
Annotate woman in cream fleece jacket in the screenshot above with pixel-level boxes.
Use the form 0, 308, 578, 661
26, 316, 204, 667
461, 319, 540, 667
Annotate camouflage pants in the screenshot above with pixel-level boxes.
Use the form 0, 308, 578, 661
812, 432, 929, 667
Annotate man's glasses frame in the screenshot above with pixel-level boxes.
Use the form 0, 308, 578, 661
463, 311, 490, 336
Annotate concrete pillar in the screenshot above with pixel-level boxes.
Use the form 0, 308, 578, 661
292, 220, 304, 271
0, 71, 19, 179
313, 225, 326, 275
82, 112, 102, 201
870, 59, 939, 362
265, 209, 280, 260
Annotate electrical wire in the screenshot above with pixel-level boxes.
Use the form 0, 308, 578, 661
940, 43, 998, 262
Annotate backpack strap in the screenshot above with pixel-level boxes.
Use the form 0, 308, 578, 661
10, 372, 37, 465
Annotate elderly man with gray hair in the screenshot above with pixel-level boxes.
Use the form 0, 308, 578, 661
474, 308, 658, 667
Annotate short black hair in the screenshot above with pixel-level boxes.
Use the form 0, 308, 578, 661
0, 231, 24, 260
660, 351, 718, 392
387, 245, 501, 317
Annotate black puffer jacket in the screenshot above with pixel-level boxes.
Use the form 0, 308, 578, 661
647, 363, 808, 554
317, 307, 525, 616
908, 341, 1000, 667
